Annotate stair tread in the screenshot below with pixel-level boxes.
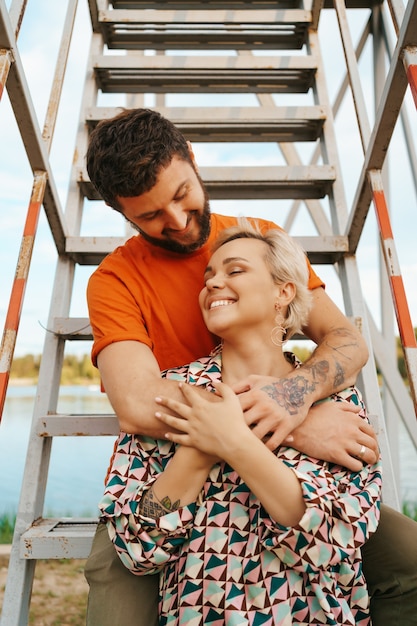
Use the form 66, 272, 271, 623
93, 54, 317, 93
99, 8, 311, 50
86, 105, 326, 142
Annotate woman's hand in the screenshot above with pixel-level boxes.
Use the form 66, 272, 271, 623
155, 382, 249, 459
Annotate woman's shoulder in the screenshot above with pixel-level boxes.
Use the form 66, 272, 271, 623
162, 351, 223, 387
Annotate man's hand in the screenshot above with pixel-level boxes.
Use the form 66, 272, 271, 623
233, 375, 379, 472
283, 400, 379, 471
233, 375, 313, 451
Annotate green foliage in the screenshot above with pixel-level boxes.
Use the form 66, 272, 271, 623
396, 328, 417, 380
10, 353, 41, 381
290, 345, 313, 363
11, 354, 100, 385
402, 501, 417, 522
0, 512, 16, 543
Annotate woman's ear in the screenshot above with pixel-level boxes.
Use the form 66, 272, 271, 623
276, 282, 296, 307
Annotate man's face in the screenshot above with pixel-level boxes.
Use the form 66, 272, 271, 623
116, 156, 211, 254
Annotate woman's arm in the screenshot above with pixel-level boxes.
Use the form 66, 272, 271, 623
155, 382, 306, 527
99, 433, 213, 575
139, 445, 215, 517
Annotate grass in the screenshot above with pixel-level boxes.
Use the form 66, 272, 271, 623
0, 555, 88, 626
0, 513, 15, 544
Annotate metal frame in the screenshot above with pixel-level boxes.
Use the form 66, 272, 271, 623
1, 0, 416, 622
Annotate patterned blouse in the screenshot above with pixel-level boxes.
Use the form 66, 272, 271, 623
99, 351, 382, 626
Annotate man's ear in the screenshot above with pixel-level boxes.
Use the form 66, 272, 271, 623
187, 141, 197, 165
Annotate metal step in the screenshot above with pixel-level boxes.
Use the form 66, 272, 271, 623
78, 164, 334, 202
107, 0, 381, 8
108, 1, 302, 9
36, 413, 118, 437
63, 232, 348, 266
20, 518, 97, 559
93, 54, 316, 93
86, 105, 326, 143
98, 9, 311, 50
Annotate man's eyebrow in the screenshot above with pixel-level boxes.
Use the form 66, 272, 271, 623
134, 181, 189, 219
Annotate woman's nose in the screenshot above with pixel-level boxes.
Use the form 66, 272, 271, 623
206, 274, 224, 290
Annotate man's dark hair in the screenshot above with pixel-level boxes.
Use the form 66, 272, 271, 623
86, 108, 192, 212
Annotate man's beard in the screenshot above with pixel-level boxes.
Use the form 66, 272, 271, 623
129, 193, 212, 255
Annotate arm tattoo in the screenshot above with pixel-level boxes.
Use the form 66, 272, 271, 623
139, 486, 180, 519
333, 361, 345, 389
261, 375, 318, 415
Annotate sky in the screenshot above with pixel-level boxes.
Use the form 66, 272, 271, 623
0, 0, 417, 363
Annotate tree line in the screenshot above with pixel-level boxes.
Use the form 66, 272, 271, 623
10, 353, 100, 385
10, 329, 416, 386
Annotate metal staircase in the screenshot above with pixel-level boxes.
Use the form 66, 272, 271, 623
1, 0, 417, 623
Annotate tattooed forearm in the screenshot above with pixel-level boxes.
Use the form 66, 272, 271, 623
139, 486, 180, 519
261, 375, 318, 415
324, 327, 359, 360
301, 360, 330, 384
333, 361, 345, 389
299, 358, 345, 391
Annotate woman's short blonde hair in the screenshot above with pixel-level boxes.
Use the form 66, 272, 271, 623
211, 218, 313, 341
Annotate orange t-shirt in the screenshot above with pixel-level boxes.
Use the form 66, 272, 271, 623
87, 213, 324, 371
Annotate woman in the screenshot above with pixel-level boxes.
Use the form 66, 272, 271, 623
100, 221, 381, 625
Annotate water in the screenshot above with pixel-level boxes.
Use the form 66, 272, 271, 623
0, 385, 116, 517
1, 385, 416, 518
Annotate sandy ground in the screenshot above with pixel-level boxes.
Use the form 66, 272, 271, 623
0, 546, 88, 625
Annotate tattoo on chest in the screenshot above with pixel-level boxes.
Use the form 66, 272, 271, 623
139, 486, 180, 518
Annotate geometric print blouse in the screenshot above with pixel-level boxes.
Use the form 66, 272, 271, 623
99, 351, 382, 626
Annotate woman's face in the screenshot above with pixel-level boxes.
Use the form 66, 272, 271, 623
199, 237, 280, 339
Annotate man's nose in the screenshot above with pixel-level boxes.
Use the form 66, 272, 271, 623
164, 207, 188, 231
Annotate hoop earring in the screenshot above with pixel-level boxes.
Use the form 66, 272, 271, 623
271, 302, 286, 347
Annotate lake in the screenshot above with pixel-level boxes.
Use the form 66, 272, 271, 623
1, 385, 416, 517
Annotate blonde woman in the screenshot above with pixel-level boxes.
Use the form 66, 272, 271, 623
100, 221, 381, 625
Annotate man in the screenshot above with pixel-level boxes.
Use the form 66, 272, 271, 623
85, 108, 417, 626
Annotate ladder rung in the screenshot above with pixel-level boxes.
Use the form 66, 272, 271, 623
52, 316, 94, 340
108, 1, 380, 8
86, 106, 326, 143
110, 2, 301, 8
99, 9, 311, 51
92, 54, 317, 94
36, 414, 118, 436
65, 235, 347, 266
77, 164, 335, 201
20, 518, 98, 559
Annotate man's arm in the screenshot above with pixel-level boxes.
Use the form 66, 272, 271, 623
300, 286, 368, 390
97, 340, 217, 435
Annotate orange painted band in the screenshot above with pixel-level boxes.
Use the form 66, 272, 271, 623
406, 64, 417, 108
0, 371, 10, 422
4, 278, 25, 330
23, 200, 42, 236
391, 275, 417, 348
372, 189, 393, 239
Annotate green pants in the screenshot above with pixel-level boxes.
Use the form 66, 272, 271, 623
85, 504, 417, 625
